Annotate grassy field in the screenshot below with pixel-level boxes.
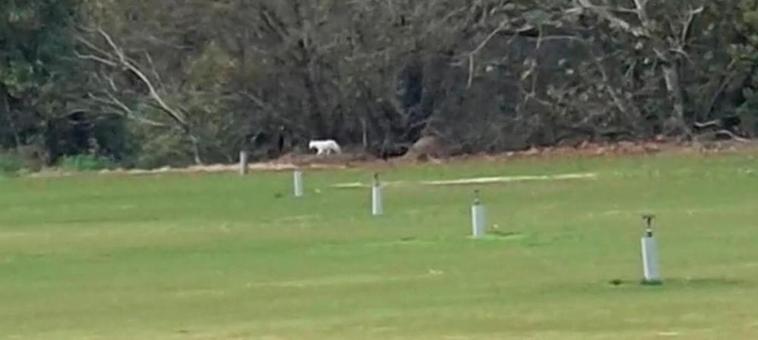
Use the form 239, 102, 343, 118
1, 152, 758, 339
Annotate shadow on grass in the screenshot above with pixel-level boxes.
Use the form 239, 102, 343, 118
606, 277, 750, 288
481, 230, 527, 241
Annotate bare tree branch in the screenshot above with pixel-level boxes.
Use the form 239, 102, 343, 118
76, 27, 205, 164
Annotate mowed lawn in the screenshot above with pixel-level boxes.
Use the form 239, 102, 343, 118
1, 153, 758, 339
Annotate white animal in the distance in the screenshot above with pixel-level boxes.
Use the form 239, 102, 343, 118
308, 139, 342, 155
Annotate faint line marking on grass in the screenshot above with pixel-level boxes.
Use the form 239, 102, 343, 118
331, 173, 597, 189
173, 288, 228, 298
364, 238, 437, 248
657, 331, 681, 337
420, 173, 598, 186
587, 206, 752, 220
246, 273, 443, 289
274, 215, 320, 223
0, 232, 38, 240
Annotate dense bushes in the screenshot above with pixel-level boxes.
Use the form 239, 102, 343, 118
2, 1, 758, 172
0, 152, 23, 176
57, 155, 114, 172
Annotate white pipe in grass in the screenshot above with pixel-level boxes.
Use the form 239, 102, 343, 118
371, 173, 383, 216
471, 190, 486, 238
641, 215, 662, 284
239, 151, 248, 176
293, 170, 304, 198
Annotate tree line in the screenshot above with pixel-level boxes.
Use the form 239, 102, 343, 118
2, 0, 758, 169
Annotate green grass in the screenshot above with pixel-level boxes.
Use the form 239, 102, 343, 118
1, 153, 758, 339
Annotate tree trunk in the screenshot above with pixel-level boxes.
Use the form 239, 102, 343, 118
188, 134, 203, 165
302, 71, 326, 138
1, 90, 21, 149
663, 63, 691, 135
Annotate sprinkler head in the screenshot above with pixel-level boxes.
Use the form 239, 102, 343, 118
642, 214, 655, 227
642, 214, 655, 237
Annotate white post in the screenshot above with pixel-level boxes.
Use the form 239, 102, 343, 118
371, 173, 383, 216
293, 170, 304, 198
641, 215, 662, 284
471, 190, 486, 238
239, 151, 248, 176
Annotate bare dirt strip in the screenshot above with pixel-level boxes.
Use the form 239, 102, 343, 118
26, 140, 758, 178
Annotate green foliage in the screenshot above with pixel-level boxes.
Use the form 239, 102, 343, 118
741, 0, 758, 32
0, 0, 79, 94
0, 146, 47, 175
0, 0, 93, 164
0, 152, 23, 176
128, 127, 197, 169
734, 0, 758, 136
57, 154, 114, 172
